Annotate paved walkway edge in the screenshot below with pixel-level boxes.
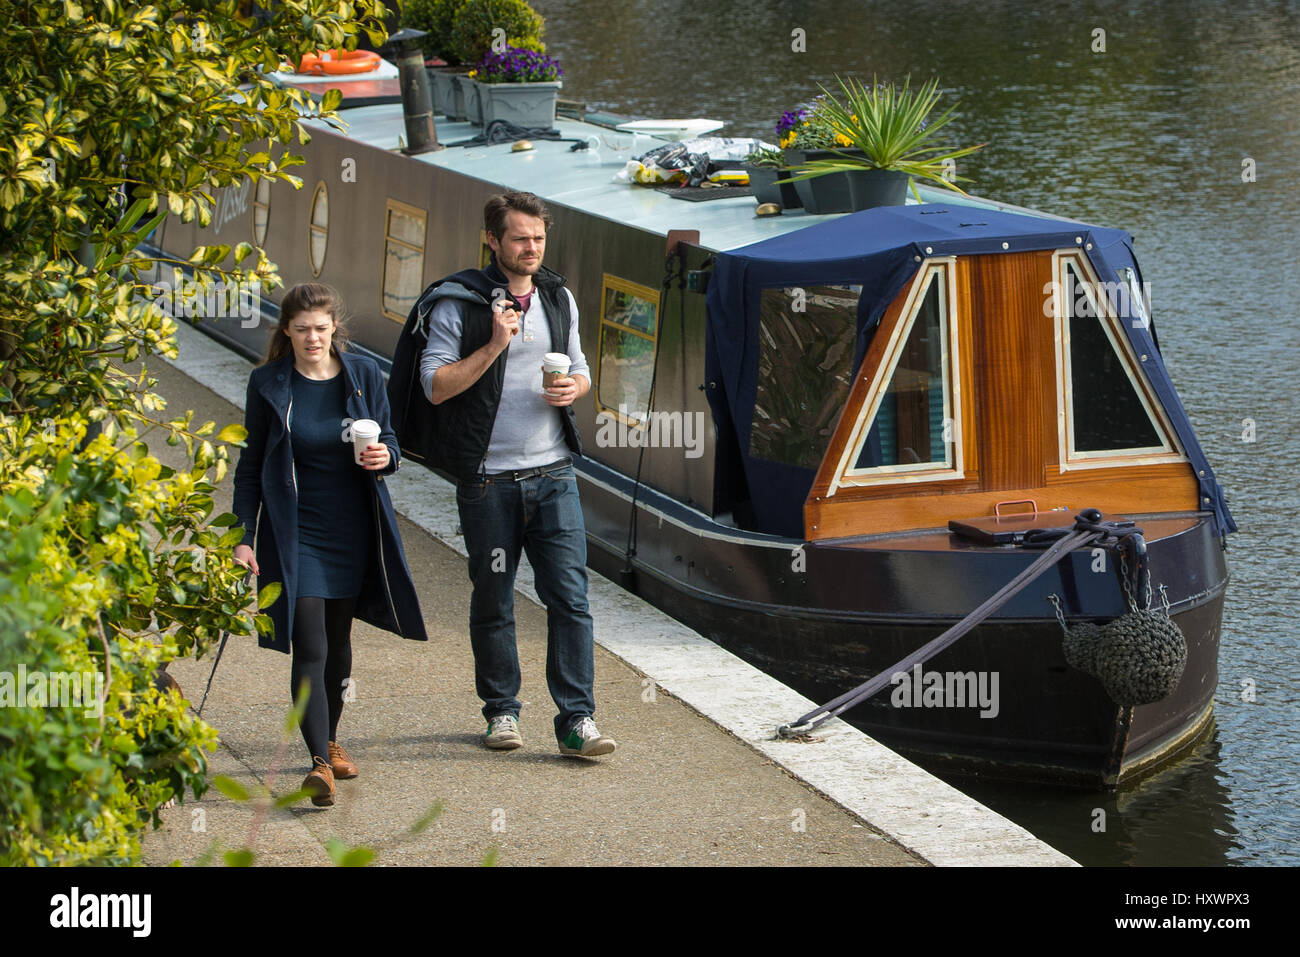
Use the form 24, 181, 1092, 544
165, 320, 1075, 867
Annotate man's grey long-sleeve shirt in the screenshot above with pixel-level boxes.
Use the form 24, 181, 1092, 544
419, 287, 589, 472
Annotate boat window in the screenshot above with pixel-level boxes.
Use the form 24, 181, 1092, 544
382, 200, 427, 321
750, 284, 859, 470
308, 181, 328, 276
595, 275, 660, 425
252, 177, 271, 247
834, 263, 961, 486
1055, 255, 1179, 465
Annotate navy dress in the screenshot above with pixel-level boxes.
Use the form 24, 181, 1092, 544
290, 369, 375, 599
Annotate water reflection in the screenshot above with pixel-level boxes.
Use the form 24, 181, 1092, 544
534, 0, 1300, 865
930, 727, 1241, 866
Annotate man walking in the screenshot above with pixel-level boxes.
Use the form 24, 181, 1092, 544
419, 191, 615, 757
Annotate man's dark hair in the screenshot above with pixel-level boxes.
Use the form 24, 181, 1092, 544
484, 191, 553, 241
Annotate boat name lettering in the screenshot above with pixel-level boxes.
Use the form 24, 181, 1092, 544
212, 180, 251, 237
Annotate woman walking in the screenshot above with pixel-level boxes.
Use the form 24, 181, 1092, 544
232, 282, 428, 806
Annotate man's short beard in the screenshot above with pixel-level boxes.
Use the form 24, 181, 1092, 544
499, 250, 541, 276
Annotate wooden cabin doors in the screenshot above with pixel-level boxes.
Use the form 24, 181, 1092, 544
804, 250, 1198, 540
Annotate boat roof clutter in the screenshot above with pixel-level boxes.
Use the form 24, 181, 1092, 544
614, 136, 775, 188
705, 204, 1237, 539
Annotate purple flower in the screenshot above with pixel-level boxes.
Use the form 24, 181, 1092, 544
775, 108, 809, 137
476, 45, 562, 83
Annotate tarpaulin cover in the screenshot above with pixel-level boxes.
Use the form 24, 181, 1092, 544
704, 202, 1235, 539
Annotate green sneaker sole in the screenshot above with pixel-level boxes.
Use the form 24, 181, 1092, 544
558, 737, 616, 757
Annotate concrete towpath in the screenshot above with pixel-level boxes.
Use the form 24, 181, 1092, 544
139, 322, 1074, 867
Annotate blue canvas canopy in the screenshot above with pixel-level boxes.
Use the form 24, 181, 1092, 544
704, 202, 1236, 539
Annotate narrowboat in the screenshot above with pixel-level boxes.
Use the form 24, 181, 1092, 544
149, 63, 1235, 787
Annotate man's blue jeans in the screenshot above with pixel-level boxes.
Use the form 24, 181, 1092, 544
456, 462, 595, 738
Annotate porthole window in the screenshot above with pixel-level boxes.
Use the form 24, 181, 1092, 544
308, 181, 328, 276
382, 200, 427, 321
252, 177, 271, 247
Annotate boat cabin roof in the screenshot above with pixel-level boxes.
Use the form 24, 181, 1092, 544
702, 202, 1234, 539
305, 104, 1069, 253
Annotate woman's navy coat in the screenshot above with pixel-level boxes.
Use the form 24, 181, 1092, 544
232, 350, 429, 653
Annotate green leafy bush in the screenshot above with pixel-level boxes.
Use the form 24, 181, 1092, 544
447, 0, 544, 68
0, 413, 246, 864
0, 0, 389, 865
401, 0, 466, 60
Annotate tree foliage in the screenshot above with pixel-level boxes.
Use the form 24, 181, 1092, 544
447, 0, 544, 67
401, 0, 465, 60
0, 0, 390, 864
402, 0, 545, 66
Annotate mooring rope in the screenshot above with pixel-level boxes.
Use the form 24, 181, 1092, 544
776, 509, 1126, 738
620, 249, 685, 580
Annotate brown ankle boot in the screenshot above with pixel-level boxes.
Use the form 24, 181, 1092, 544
303, 755, 335, 807
328, 741, 358, 779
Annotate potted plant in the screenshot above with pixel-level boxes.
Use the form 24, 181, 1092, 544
404, 0, 547, 124
744, 146, 801, 209
785, 75, 986, 213
402, 0, 468, 119
448, 0, 544, 122
777, 98, 861, 213
475, 44, 564, 129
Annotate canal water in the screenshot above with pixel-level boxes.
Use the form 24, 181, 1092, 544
535, 0, 1299, 865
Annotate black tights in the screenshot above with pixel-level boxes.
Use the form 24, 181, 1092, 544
290, 596, 355, 766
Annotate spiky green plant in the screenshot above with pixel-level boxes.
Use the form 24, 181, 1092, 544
785, 75, 986, 198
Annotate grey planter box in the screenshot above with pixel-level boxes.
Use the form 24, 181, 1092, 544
462, 78, 483, 126
784, 148, 855, 214
746, 165, 802, 208
428, 68, 467, 120
451, 74, 479, 124
782, 148, 911, 214
479, 80, 562, 129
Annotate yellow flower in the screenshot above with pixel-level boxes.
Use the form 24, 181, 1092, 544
835, 133, 852, 146
780, 132, 795, 148
468, 69, 478, 78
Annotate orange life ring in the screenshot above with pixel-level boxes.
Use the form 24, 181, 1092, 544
295, 49, 381, 76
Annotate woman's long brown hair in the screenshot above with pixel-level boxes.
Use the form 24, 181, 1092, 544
261, 282, 351, 365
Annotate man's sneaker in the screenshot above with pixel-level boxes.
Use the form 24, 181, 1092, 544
558, 716, 616, 757
484, 714, 522, 750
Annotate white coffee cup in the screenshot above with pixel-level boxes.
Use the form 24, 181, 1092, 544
542, 353, 571, 394
351, 418, 381, 466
